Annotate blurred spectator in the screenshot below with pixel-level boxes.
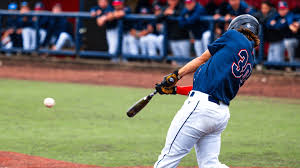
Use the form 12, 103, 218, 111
205, 0, 218, 16
179, 0, 211, 57
153, 0, 168, 7
140, 3, 165, 57
253, 1, 276, 24
157, 0, 191, 60
18, 1, 36, 50
90, 0, 118, 55
281, 3, 299, 62
106, 0, 132, 56
122, 7, 145, 55
224, 0, 253, 21
1, 2, 22, 50
90, 0, 104, 17
252, 1, 276, 45
135, 0, 152, 13
266, 1, 299, 62
32, 2, 49, 46
47, 3, 74, 50
135, 7, 157, 56
211, 0, 229, 39
212, 0, 229, 19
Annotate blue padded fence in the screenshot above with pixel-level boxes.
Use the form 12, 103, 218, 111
0, 9, 299, 67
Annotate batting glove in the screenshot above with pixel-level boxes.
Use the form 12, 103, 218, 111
155, 84, 177, 95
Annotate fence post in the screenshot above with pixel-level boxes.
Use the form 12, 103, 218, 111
35, 15, 40, 52
162, 20, 168, 61
258, 24, 264, 64
79, 0, 85, 12
117, 19, 124, 60
0, 15, 2, 49
75, 16, 81, 58
209, 20, 215, 44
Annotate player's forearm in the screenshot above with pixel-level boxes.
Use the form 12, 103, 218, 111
178, 50, 212, 78
106, 13, 114, 21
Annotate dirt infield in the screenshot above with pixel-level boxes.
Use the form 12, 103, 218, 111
0, 151, 285, 168
0, 65, 300, 99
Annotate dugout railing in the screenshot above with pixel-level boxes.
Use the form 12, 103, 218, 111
0, 10, 299, 68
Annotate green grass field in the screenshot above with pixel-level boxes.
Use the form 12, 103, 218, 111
0, 79, 299, 167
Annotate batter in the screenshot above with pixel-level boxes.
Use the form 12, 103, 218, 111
154, 14, 260, 168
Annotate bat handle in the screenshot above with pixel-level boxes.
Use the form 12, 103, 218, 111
149, 90, 157, 97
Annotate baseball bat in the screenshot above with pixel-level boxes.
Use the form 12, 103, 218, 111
126, 91, 157, 118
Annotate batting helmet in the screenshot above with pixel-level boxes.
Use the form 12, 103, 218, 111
227, 14, 259, 36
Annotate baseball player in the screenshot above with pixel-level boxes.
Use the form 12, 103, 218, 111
48, 3, 74, 50
90, 0, 118, 55
266, 1, 299, 63
154, 14, 260, 168
133, 7, 155, 56
279, 2, 299, 63
90, 0, 104, 17
1, 2, 21, 50
225, 0, 253, 21
156, 0, 191, 61
18, 1, 36, 50
140, 3, 164, 57
179, 0, 211, 57
106, 0, 132, 56
33, 2, 49, 46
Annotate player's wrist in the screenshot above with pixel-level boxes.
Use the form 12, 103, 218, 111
173, 70, 181, 80
172, 86, 177, 95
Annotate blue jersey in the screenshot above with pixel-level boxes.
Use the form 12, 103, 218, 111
47, 17, 73, 37
266, 12, 295, 39
90, 6, 101, 14
6, 16, 19, 29
91, 5, 116, 29
36, 16, 49, 30
119, 7, 132, 33
227, 1, 252, 16
193, 30, 255, 105
18, 16, 34, 28
102, 5, 117, 29
266, 12, 294, 29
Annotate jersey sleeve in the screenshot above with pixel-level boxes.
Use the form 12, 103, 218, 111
90, 6, 98, 13
207, 31, 228, 55
286, 12, 295, 26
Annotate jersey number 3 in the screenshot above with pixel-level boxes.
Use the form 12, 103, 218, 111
231, 49, 252, 86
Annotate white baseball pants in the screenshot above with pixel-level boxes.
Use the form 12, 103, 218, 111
39, 29, 47, 45
122, 33, 139, 55
194, 31, 211, 57
2, 36, 13, 49
54, 32, 73, 50
154, 91, 230, 168
22, 27, 36, 50
140, 34, 164, 57
170, 40, 191, 58
284, 38, 299, 62
268, 41, 285, 62
106, 28, 119, 54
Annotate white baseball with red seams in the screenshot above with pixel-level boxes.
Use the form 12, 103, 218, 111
44, 98, 55, 108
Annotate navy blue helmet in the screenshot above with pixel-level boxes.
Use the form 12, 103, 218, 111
228, 14, 259, 36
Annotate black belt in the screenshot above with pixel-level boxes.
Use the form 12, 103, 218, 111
189, 91, 220, 105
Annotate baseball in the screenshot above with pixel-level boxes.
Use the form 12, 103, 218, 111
44, 98, 55, 108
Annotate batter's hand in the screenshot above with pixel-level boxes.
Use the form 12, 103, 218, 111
155, 84, 176, 95
160, 70, 180, 88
